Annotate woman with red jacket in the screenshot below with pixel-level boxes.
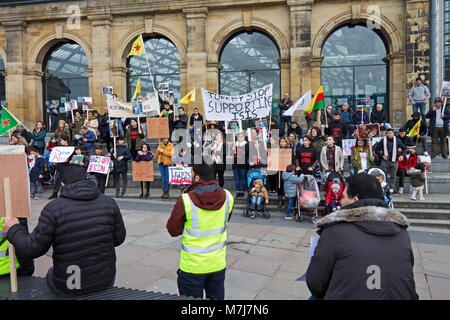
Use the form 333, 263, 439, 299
396, 142, 418, 194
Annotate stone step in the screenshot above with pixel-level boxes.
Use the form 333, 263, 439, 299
409, 219, 450, 230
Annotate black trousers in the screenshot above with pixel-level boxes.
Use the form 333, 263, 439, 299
177, 269, 225, 300
113, 171, 128, 195
268, 173, 284, 196
140, 181, 150, 195
216, 170, 225, 188
95, 174, 107, 194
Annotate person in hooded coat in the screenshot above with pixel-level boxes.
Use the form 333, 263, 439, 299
306, 173, 418, 300
401, 111, 428, 154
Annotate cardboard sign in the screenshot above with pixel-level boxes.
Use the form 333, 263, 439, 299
49, 147, 75, 163
201, 84, 273, 121
132, 161, 154, 181
169, 165, 192, 185
87, 156, 111, 174
147, 117, 169, 139
0, 154, 30, 218
267, 148, 292, 171
70, 155, 84, 165
440, 81, 450, 98
82, 97, 93, 111
342, 139, 356, 157
0, 145, 25, 154
418, 155, 432, 173
141, 92, 160, 115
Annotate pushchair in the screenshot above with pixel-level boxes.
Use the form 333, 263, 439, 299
243, 168, 270, 219
322, 171, 345, 215
40, 153, 57, 186
367, 166, 394, 209
295, 175, 320, 223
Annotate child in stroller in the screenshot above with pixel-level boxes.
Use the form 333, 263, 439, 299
295, 174, 321, 223
322, 171, 345, 215
368, 167, 394, 209
243, 168, 270, 218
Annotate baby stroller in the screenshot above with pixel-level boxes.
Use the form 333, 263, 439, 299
40, 153, 57, 186
243, 168, 270, 219
367, 166, 394, 209
295, 175, 320, 223
322, 171, 345, 215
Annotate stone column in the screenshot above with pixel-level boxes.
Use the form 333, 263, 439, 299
112, 66, 128, 102
183, 7, 208, 114
2, 21, 27, 120
88, 14, 113, 112
386, 52, 407, 127
25, 69, 44, 126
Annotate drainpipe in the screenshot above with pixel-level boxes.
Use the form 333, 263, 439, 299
430, 0, 440, 100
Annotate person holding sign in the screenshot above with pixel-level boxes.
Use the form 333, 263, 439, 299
160, 102, 174, 141
135, 144, 153, 198
351, 138, 374, 174
91, 145, 112, 194
125, 119, 145, 161
155, 138, 174, 199
28, 147, 45, 199
71, 110, 85, 141
111, 137, 132, 198
426, 97, 449, 158
397, 142, 418, 195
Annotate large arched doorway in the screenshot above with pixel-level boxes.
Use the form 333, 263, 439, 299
0, 55, 5, 107
127, 37, 180, 101
42, 41, 89, 129
321, 25, 388, 117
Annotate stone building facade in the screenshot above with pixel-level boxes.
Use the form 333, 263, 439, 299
0, 0, 430, 128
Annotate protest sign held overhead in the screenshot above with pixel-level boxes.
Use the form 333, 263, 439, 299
267, 148, 292, 172
132, 161, 154, 181
49, 146, 75, 163
169, 165, 192, 185
202, 84, 273, 121
64, 100, 77, 112
440, 81, 450, 98
82, 97, 93, 111
141, 92, 160, 115
87, 156, 111, 175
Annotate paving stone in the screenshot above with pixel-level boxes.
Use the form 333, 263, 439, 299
255, 288, 302, 300
248, 246, 291, 260
139, 249, 180, 271
116, 244, 154, 266
231, 254, 283, 277
421, 258, 450, 279
259, 233, 299, 250
279, 251, 310, 274
263, 270, 311, 299
426, 275, 450, 300
228, 223, 272, 240
132, 231, 179, 249
414, 273, 431, 300
225, 269, 271, 300
146, 277, 179, 295
115, 263, 166, 290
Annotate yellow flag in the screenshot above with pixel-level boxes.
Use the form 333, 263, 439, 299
132, 77, 141, 100
127, 35, 145, 57
179, 88, 195, 104
407, 116, 421, 137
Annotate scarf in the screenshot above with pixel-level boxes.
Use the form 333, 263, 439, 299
383, 136, 396, 162
326, 145, 336, 171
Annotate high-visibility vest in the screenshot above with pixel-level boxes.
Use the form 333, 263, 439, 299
0, 218, 20, 275
179, 189, 234, 274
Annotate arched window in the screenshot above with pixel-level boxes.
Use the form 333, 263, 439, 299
42, 42, 89, 126
0, 55, 5, 105
127, 37, 180, 101
219, 31, 280, 102
321, 25, 388, 117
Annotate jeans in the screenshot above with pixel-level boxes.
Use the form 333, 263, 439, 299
413, 102, 426, 123
177, 269, 225, 300
233, 169, 247, 192
159, 163, 170, 191
250, 195, 263, 211
380, 159, 398, 190
286, 197, 296, 216
30, 181, 43, 196
95, 174, 107, 194
280, 115, 292, 137
114, 171, 128, 195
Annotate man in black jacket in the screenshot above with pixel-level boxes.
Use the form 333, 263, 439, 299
278, 93, 293, 137
306, 173, 418, 300
370, 103, 390, 129
325, 111, 347, 148
111, 136, 132, 198
2, 164, 126, 296
401, 111, 428, 154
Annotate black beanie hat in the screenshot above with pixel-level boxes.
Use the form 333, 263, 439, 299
61, 164, 87, 185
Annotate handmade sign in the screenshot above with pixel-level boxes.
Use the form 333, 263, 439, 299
141, 92, 160, 115
440, 81, 450, 98
158, 82, 169, 91
169, 165, 192, 185
0, 153, 30, 218
107, 95, 134, 118
109, 119, 119, 138
147, 117, 169, 139
49, 146, 75, 163
225, 120, 243, 134
82, 97, 93, 111
70, 155, 84, 165
418, 155, 432, 173
267, 148, 292, 172
201, 84, 273, 121
64, 100, 78, 112
87, 156, 111, 175
342, 139, 356, 157
358, 123, 380, 139
132, 161, 154, 181
102, 86, 113, 96
255, 119, 268, 129
247, 127, 267, 142
132, 101, 142, 115
0, 145, 25, 154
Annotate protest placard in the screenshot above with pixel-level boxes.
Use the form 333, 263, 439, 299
64, 100, 77, 112
440, 81, 450, 98
109, 119, 119, 138
142, 92, 160, 115
225, 120, 243, 134
371, 137, 382, 146
247, 127, 267, 142
102, 86, 113, 96
342, 139, 356, 157
418, 155, 432, 173
107, 95, 134, 118
87, 156, 111, 175
132, 161, 154, 181
49, 146, 75, 163
267, 148, 292, 171
82, 97, 93, 111
201, 84, 273, 121
0, 145, 25, 154
0, 153, 30, 218
147, 117, 169, 139
70, 155, 84, 165
158, 82, 169, 91
358, 123, 380, 139
169, 165, 192, 185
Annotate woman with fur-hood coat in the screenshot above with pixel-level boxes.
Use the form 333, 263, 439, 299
306, 173, 418, 300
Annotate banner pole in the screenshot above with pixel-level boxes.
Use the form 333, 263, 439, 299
144, 55, 156, 90
105, 170, 110, 188
71, 109, 74, 122
443, 97, 447, 115
425, 170, 428, 195
3, 178, 18, 293
114, 137, 117, 155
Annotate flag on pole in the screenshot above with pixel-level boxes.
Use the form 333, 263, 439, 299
283, 90, 312, 116
303, 86, 325, 116
132, 77, 141, 100
0, 107, 20, 136
407, 116, 422, 137
179, 88, 196, 104
127, 35, 146, 57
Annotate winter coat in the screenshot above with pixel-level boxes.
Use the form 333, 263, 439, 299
134, 151, 153, 162
125, 125, 145, 152
111, 145, 131, 173
13, 128, 31, 144
154, 141, 174, 166
407, 169, 425, 188
354, 111, 369, 125
282, 172, 304, 198
71, 117, 85, 140
398, 153, 417, 171
320, 110, 334, 126
370, 109, 388, 125
351, 145, 373, 172
310, 135, 326, 155
173, 114, 188, 129
426, 105, 450, 137
30, 129, 47, 149
402, 117, 427, 137
278, 98, 293, 113
80, 130, 96, 153
249, 179, 268, 200
84, 118, 99, 139
374, 136, 407, 161
320, 145, 344, 172
29, 157, 45, 182
306, 198, 418, 300
340, 108, 354, 124
98, 115, 108, 139
6, 179, 126, 295
326, 120, 347, 147
189, 113, 204, 127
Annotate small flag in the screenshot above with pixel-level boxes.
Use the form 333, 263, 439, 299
303, 86, 325, 116
127, 35, 146, 57
132, 77, 141, 100
407, 116, 422, 137
0, 107, 20, 136
179, 88, 195, 104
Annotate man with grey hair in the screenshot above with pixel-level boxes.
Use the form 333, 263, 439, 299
409, 77, 430, 123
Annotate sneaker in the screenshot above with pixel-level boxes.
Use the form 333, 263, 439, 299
121, 194, 126, 198
30, 194, 35, 199
443, 155, 448, 159
284, 216, 294, 220
35, 194, 41, 199
419, 197, 425, 201
398, 187, 403, 195
410, 197, 416, 201
114, 193, 120, 198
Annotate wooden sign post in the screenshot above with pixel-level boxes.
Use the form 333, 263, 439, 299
3, 178, 18, 292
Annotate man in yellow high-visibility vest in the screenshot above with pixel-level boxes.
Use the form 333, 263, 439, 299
167, 163, 234, 300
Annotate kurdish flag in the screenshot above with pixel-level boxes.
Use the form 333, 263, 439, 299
127, 35, 146, 57
407, 116, 421, 137
303, 86, 325, 116
132, 77, 141, 100
0, 107, 20, 136
179, 88, 196, 104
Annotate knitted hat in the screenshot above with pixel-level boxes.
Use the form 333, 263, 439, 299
331, 178, 341, 191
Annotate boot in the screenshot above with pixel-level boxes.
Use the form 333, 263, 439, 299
161, 190, 165, 198
277, 195, 283, 208
165, 190, 170, 199
145, 189, 150, 199
398, 187, 403, 195
138, 184, 144, 198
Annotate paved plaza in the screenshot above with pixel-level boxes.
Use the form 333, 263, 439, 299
25, 186, 450, 300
